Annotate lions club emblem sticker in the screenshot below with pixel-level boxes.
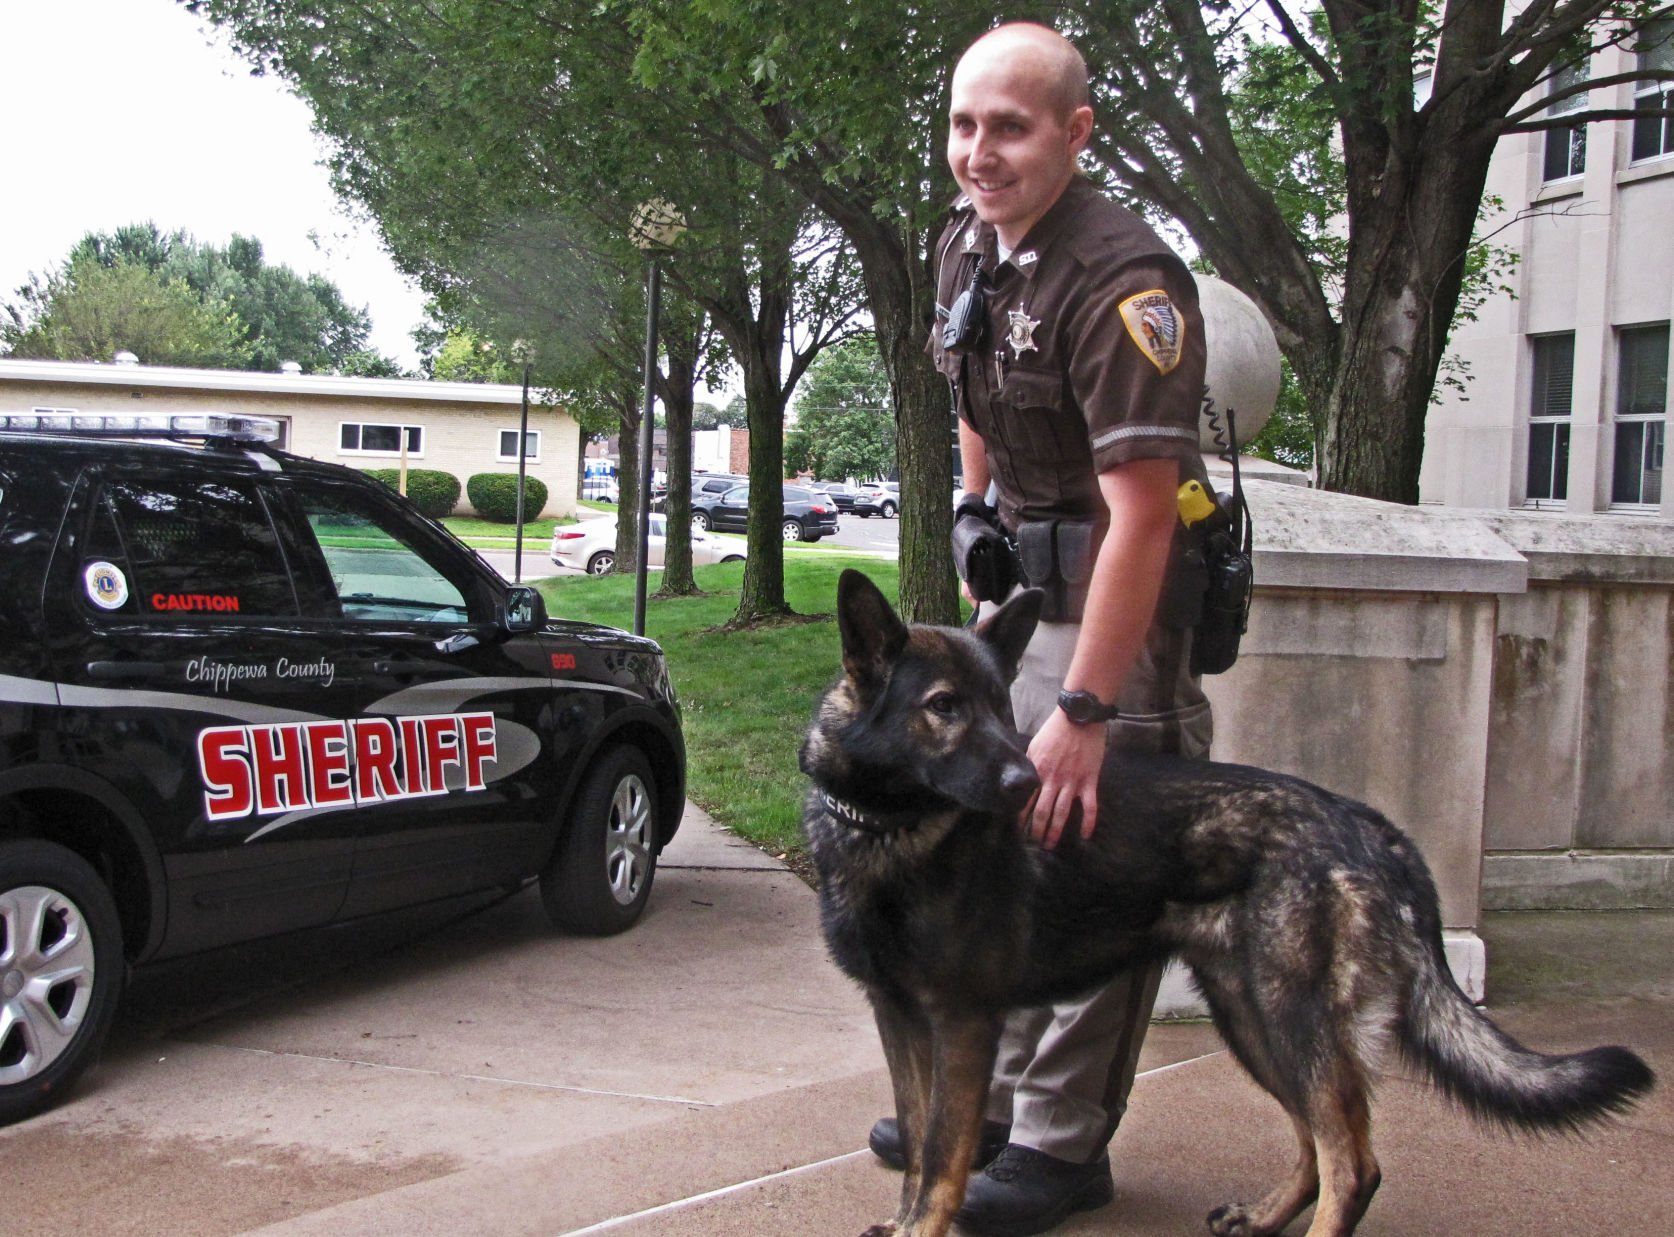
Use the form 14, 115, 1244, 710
1006, 310, 1040, 357
84, 561, 129, 611
1118, 290, 1185, 374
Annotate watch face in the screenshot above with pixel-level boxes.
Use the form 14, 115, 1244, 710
1059, 691, 1103, 724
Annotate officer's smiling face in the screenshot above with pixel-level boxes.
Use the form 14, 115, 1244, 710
947, 33, 1092, 250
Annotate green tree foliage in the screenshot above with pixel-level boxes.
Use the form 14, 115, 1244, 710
692, 400, 746, 431
187, 0, 1674, 528
786, 335, 895, 481
2, 258, 252, 367
431, 329, 521, 384
4, 221, 401, 374
190, 0, 862, 624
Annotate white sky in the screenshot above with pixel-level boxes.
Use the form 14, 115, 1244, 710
1, 0, 428, 367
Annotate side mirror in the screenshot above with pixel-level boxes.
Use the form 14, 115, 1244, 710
503, 585, 547, 634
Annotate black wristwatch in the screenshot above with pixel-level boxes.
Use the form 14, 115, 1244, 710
1057, 689, 1121, 725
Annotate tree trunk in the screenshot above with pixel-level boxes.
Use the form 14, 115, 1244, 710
737, 360, 791, 623
764, 124, 960, 625
883, 312, 958, 626
612, 389, 644, 573
843, 209, 959, 625
1315, 129, 1495, 502
656, 321, 700, 598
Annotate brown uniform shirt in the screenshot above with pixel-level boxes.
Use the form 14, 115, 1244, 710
931, 176, 1213, 747
930, 175, 1208, 531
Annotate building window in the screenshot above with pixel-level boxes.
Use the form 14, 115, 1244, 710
1611, 324, 1668, 507
497, 429, 541, 462
1542, 59, 1589, 181
1632, 16, 1674, 161
1527, 334, 1575, 504
339, 422, 423, 456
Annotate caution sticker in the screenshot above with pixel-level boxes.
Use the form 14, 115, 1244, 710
1118, 290, 1185, 375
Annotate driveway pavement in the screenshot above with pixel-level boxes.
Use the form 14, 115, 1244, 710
6, 807, 1669, 1236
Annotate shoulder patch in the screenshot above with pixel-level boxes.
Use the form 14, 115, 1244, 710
1117, 290, 1185, 375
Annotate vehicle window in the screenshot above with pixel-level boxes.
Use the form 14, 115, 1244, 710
83, 475, 298, 619
293, 486, 472, 624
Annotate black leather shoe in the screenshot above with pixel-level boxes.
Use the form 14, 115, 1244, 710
954, 1144, 1115, 1236
866, 1116, 1012, 1171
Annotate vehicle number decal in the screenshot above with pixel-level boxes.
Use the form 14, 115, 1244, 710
197, 712, 498, 821
551, 653, 576, 671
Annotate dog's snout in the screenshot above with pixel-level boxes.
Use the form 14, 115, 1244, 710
1000, 759, 1040, 812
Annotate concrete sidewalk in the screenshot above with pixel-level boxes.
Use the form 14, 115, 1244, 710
6, 805, 1669, 1236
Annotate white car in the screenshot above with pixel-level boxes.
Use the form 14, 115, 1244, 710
549, 514, 746, 575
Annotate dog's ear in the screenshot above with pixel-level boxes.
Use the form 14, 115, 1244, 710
975, 588, 1043, 681
837, 569, 908, 690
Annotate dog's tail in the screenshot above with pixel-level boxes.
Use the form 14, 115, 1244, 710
1401, 935, 1654, 1133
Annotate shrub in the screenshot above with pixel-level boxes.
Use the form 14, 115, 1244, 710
467, 472, 549, 522
362, 468, 462, 519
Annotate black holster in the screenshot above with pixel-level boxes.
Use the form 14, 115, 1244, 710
1190, 523, 1252, 676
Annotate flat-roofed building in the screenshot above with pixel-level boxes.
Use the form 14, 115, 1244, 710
0, 356, 579, 517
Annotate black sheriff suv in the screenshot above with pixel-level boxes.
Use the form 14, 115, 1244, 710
0, 413, 684, 1125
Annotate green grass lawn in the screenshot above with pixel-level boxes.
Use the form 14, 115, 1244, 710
442, 514, 566, 546
536, 556, 899, 857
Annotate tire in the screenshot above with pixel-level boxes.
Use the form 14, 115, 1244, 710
720, 554, 745, 563
692, 511, 712, 532
541, 746, 658, 935
0, 840, 124, 1126
781, 519, 805, 543
881, 500, 898, 518
586, 550, 616, 575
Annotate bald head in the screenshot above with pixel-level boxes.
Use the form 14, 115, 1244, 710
955, 23, 1090, 122
946, 23, 1094, 246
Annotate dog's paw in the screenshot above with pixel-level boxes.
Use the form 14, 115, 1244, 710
1206, 1203, 1256, 1236
858, 1224, 898, 1237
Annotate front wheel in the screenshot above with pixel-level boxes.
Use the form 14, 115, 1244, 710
0, 840, 125, 1127
691, 511, 713, 532
541, 747, 658, 935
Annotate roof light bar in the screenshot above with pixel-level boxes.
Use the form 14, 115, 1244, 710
1, 412, 281, 443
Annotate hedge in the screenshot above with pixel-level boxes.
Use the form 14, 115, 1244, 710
363, 468, 462, 519
467, 472, 549, 523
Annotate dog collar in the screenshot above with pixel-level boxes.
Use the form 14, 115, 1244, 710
818, 790, 918, 835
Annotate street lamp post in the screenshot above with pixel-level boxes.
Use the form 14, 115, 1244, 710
512, 340, 533, 583
630, 201, 685, 637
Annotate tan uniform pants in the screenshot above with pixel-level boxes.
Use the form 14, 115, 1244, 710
981, 611, 1212, 1163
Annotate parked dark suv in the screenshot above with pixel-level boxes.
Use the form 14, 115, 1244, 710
683, 473, 747, 530
710, 483, 839, 542
0, 413, 685, 1126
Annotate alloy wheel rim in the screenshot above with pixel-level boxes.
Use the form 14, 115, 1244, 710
604, 775, 653, 906
0, 886, 96, 1085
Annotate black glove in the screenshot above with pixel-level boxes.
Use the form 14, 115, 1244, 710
952, 496, 1017, 603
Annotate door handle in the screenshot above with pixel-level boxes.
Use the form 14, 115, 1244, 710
86, 660, 165, 680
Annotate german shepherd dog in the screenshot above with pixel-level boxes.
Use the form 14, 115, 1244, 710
800, 570, 1653, 1237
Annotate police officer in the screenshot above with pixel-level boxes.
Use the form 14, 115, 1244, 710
868, 22, 1213, 1235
